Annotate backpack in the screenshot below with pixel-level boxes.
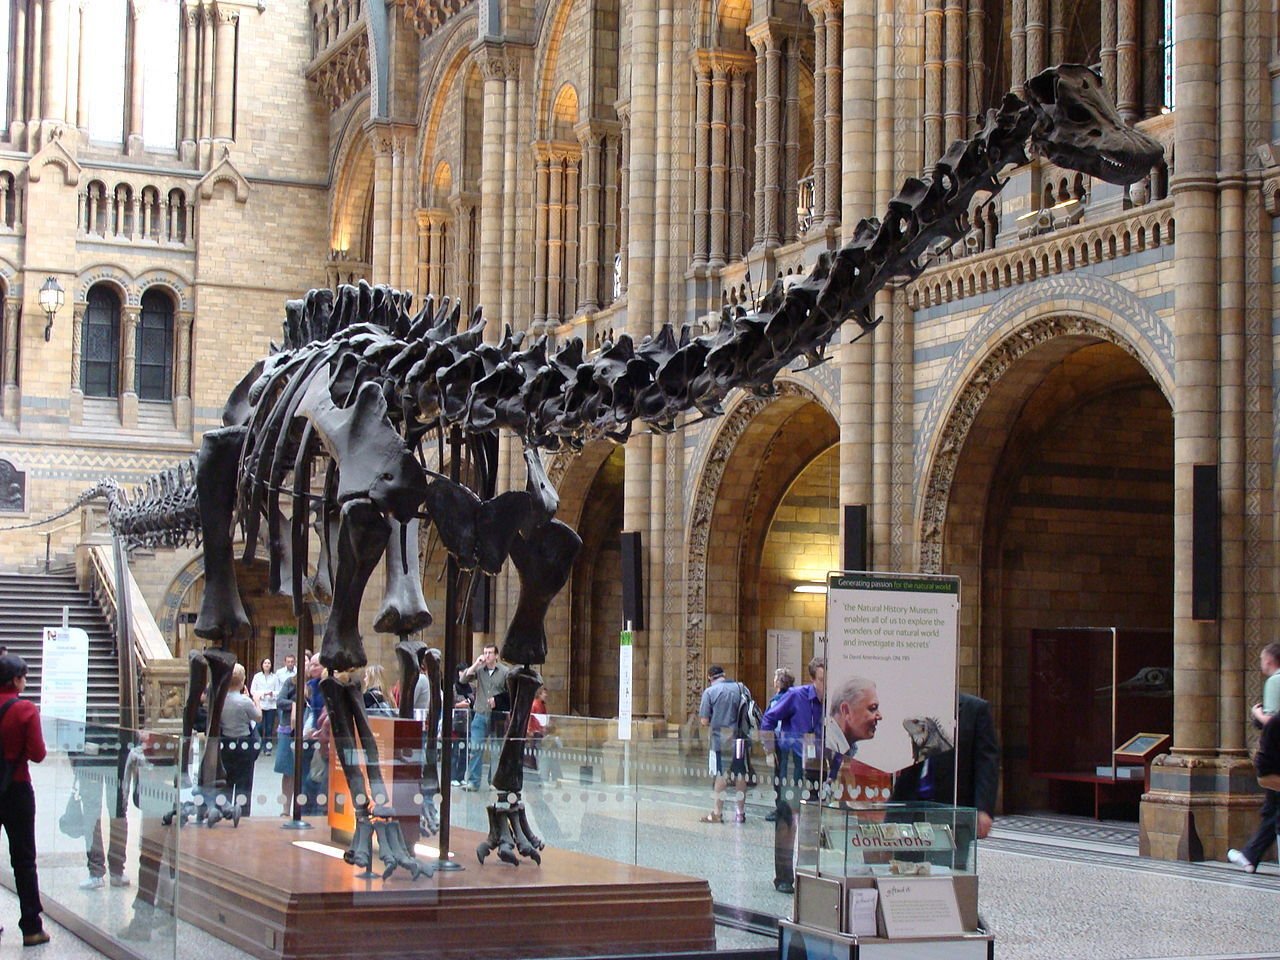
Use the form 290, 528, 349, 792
0, 698, 24, 794
735, 683, 762, 739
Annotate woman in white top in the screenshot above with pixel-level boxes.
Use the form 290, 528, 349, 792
250, 658, 281, 755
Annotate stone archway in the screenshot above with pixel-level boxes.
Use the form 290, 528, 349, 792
684, 382, 837, 714
917, 316, 1174, 814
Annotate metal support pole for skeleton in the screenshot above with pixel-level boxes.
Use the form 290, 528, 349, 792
436, 425, 464, 871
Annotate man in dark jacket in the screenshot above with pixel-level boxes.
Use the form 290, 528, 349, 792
0, 653, 51, 946
892, 692, 1000, 868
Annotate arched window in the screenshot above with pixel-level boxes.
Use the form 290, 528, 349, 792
82, 285, 121, 398
136, 289, 174, 401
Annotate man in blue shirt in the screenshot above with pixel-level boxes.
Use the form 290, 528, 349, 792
761, 657, 826, 894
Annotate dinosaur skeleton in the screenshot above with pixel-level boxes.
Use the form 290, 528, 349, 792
21, 66, 1160, 877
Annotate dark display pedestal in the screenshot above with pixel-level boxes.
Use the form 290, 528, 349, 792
139, 817, 715, 960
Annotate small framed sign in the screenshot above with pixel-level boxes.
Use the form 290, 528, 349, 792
1114, 732, 1170, 763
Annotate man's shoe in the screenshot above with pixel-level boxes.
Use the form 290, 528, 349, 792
1228, 848, 1258, 873
774, 881, 795, 894
23, 931, 51, 947
79, 876, 105, 890
109, 874, 131, 888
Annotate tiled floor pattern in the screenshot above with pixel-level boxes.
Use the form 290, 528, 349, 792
3, 751, 1279, 960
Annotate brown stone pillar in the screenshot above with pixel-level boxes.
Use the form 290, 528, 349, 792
710, 62, 729, 267
943, 0, 964, 145
2, 299, 19, 388
533, 149, 550, 325
783, 43, 800, 243
477, 47, 506, 333
43, 0, 69, 129
751, 35, 766, 248
1011, 0, 1026, 96
967, 0, 984, 119
923, 0, 944, 165
212, 4, 236, 141
1116, 0, 1140, 123
1101, 0, 1117, 100
692, 59, 710, 269
174, 309, 192, 430
579, 127, 602, 311
120, 305, 139, 427
822, 4, 840, 225
728, 69, 747, 257
809, 2, 827, 225
181, 4, 197, 149
10, 0, 28, 141
126, 0, 145, 151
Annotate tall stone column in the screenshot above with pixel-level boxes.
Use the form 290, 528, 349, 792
923, 0, 943, 164
42, 0, 69, 131
174, 309, 192, 430
1140, 0, 1236, 863
1, 299, 18, 420
783, 44, 800, 243
1024, 0, 1044, 80
1116, 0, 1140, 123
502, 64, 520, 331
181, 5, 197, 150
840, 0, 876, 558
27, 0, 43, 144
563, 151, 580, 316
823, 4, 841, 225
618, 108, 631, 295
199, 6, 215, 142
967, 0, 984, 118
547, 155, 563, 323
602, 134, 619, 303
710, 62, 729, 267
1011, 0, 1027, 96
10, 0, 28, 142
476, 46, 506, 338
370, 132, 393, 281
692, 60, 711, 269
728, 69, 747, 258
390, 137, 404, 287
1049, 0, 1066, 63
763, 33, 782, 247
212, 4, 236, 142
579, 127, 602, 311
809, 3, 827, 223
120, 306, 139, 428
1100, 0, 1117, 99
943, 0, 964, 145
751, 35, 766, 248
533, 149, 550, 325
126, 0, 145, 152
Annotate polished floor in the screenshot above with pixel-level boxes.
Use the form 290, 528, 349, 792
1, 750, 1277, 960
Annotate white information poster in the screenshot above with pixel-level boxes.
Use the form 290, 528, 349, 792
40, 625, 89, 750
273, 626, 299, 667
824, 572, 960, 780
765, 628, 803, 680
617, 629, 633, 741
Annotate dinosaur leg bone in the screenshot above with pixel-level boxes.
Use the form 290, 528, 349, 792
320, 498, 389, 671
193, 427, 251, 642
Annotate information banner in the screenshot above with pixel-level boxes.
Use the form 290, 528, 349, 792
824, 572, 960, 781
618, 629, 633, 741
766, 628, 803, 680
41, 625, 89, 751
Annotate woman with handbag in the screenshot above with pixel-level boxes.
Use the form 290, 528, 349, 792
220, 664, 262, 817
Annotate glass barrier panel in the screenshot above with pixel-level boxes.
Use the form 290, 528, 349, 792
21, 720, 181, 960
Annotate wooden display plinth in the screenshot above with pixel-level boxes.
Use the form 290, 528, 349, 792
140, 818, 715, 960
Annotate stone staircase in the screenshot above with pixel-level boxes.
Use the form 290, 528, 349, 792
0, 571, 121, 728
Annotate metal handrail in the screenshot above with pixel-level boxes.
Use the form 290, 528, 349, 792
43, 516, 80, 572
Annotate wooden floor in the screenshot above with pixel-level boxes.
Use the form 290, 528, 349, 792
142, 817, 716, 960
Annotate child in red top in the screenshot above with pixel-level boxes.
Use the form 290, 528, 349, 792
0, 652, 50, 946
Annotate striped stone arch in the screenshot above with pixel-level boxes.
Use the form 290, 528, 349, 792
915, 277, 1175, 574
683, 367, 838, 507
77, 265, 134, 304
136, 271, 193, 312
0, 255, 20, 296
157, 548, 328, 648
683, 380, 824, 715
